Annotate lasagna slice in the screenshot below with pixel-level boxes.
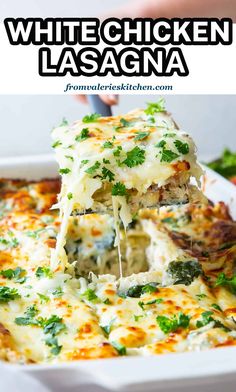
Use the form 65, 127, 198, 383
51, 101, 204, 268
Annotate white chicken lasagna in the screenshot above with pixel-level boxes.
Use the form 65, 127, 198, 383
0, 102, 236, 365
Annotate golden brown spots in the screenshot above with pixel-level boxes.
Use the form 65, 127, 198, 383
105, 289, 115, 295
172, 160, 190, 172
45, 238, 56, 248
119, 326, 147, 348
91, 228, 102, 236
66, 344, 118, 360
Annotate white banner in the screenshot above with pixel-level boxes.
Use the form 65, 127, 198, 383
0, 21, 235, 94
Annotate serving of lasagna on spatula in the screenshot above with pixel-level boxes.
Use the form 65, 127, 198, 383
51, 100, 205, 270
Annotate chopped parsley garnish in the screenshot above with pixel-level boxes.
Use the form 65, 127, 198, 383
81, 159, 89, 166
102, 167, 115, 182
103, 140, 113, 149
45, 336, 62, 355
215, 273, 236, 294
103, 158, 110, 164
138, 298, 163, 310
59, 118, 68, 127
85, 161, 101, 175
196, 311, 214, 328
111, 182, 127, 196
113, 146, 122, 157
120, 118, 130, 127
80, 288, 98, 302
37, 293, 50, 303
196, 294, 207, 300
111, 341, 126, 356
100, 319, 115, 336
144, 98, 165, 115
103, 298, 111, 305
82, 113, 101, 123
156, 140, 166, 148
75, 128, 90, 142
0, 286, 21, 302
15, 305, 39, 326
0, 236, 19, 249
163, 133, 176, 138
59, 168, 71, 175
134, 315, 144, 322
160, 149, 180, 163
211, 303, 222, 312
65, 155, 74, 161
40, 315, 66, 337
0, 267, 26, 283
174, 140, 189, 155
52, 287, 64, 297
52, 140, 62, 148
167, 260, 202, 286
35, 266, 53, 279
134, 131, 150, 141
67, 192, 73, 200
156, 312, 190, 334
123, 146, 145, 168
126, 282, 158, 298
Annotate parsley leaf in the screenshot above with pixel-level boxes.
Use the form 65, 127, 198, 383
40, 315, 66, 337
45, 336, 62, 355
126, 282, 158, 298
144, 98, 165, 115
167, 260, 202, 286
134, 314, 144, 322
155, 140, 166, 148
111, 182, 127, 196
75, 128, 90, 142
80, 289, 98, 303
67, 192, 73, 200
82, 113, 101, 123
196, 311, 214, 328
113, 146, 122, 157
120, 118, 130, 127
15, 305, 39, 326
157, 312, 190, 334
138, 298, 163, 310
0, 267, 26, 283
196, 294, 207, 300
160, 149, 179, 163
103, 140, 113, 149
211, 303, 222, 312
134, 131, 150, 141
85, 161, 101, 175
102, 167, 115, 182
37, 293, 50, 303
111, 341, 126, 356
123, 146, 145, 168
52, 140, 62, 148
65, 155, 74, 162
35, 266, 53, 279
0, 286, 21, 302
81, 159, 89, 166
174, 140, 189, 155
59, 168, 71, 175
52, 287, 64, 297
59, 118, 68, 127
215, 273, 236, 294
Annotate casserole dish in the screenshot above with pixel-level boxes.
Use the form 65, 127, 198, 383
0, 153, 236, 392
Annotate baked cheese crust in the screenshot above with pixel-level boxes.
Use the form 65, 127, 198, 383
0, 178, 236, 364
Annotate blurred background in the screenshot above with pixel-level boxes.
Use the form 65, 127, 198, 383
0, 95, 235, 160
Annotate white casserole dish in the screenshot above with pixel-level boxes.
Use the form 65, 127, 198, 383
0, 154, 236, 392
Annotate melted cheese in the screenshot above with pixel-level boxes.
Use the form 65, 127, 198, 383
52, 108, 203, 271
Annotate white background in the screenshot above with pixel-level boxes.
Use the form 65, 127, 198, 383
0, 0, 235, 159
